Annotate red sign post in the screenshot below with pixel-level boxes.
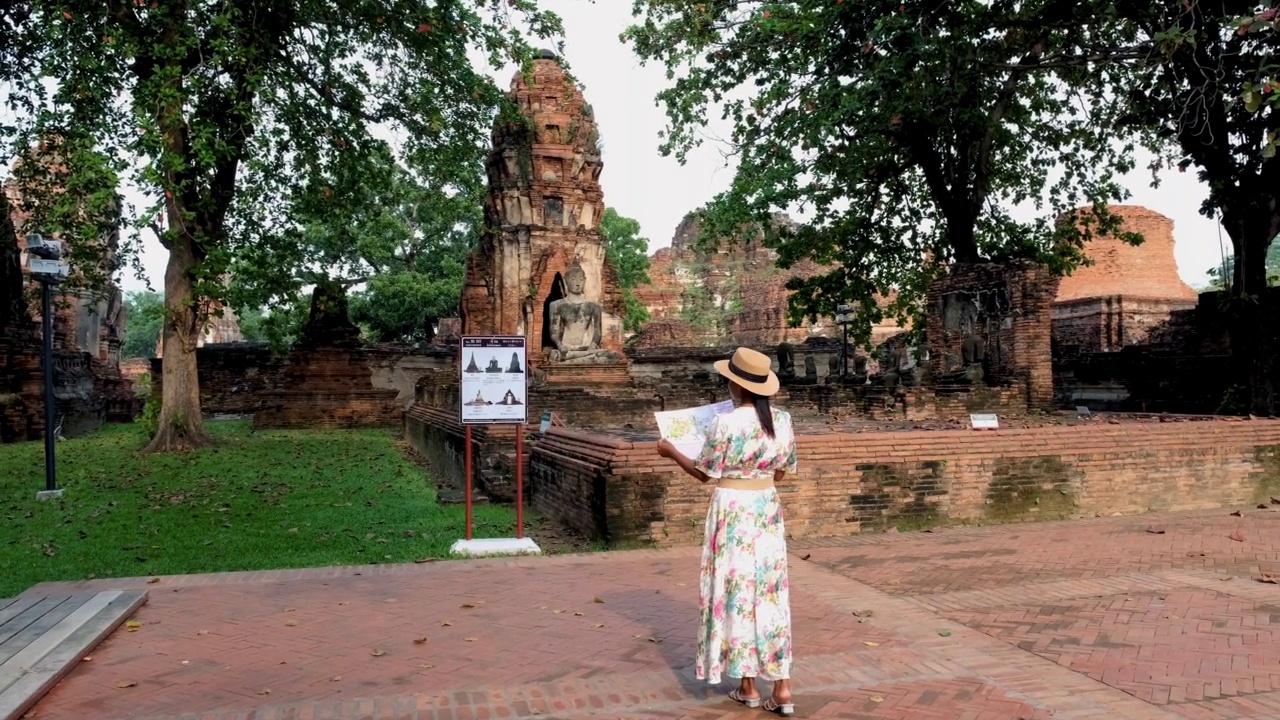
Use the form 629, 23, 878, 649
458, 336, 528, 545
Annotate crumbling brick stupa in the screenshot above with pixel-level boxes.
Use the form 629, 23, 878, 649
0, 141, 137, 442
460, 51, 626, 374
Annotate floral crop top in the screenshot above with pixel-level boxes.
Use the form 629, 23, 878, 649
694, 406, 799, 480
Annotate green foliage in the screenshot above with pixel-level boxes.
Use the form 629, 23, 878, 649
230, 140, 478, 344
1205, 242, 1280, 291
139, 385, 161, 438
121, 290, 164, 359
626, 0, 1141, 347
600, 207, 652, 333
0, 421, 518, 596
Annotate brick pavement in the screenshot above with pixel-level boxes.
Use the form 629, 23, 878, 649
21, 506, 1280, 719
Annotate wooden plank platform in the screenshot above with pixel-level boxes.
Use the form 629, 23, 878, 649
0, 590, 148, 720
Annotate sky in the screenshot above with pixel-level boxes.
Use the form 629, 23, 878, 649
110, 0, 1231, 295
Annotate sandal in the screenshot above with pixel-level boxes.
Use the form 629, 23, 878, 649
729, 689, 761, 709
763, 697, 795, 716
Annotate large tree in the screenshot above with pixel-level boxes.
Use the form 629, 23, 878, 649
600, 207, 652, 333
625, 0, 1142, 346
2, 0, 561, 451
230, 140, 476, 344
1111, 2, 1279, 413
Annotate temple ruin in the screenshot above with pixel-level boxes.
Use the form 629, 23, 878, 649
0, 141, 137, 443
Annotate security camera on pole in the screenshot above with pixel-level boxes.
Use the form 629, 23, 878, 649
26, 233, 71, 501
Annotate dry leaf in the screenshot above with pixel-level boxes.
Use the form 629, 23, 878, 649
124, 620, 142, 629
592, 623, 604, 629
593, 597, 605, 604
115, 681, 137, 689
1272, 496, 1280, 505
647, 637, 663, 644
800, 554, 812, 561
284, 619, 299, 627
1230, 511, 1243, 517
370, 648, 386, 657
419, 664, 435, 669
1229, 531, 1247, 542
1259, 504, 1269, 509
675, 582, 687, 587
256, 688, 271, 696
552, 610, 564, 614
146, 577, 160, 585
284, 608, 296, 613
464, 637, 477, 642
338, 602, 349, 606
870, 695, 884, 703
938, 630, 952, 637
82, 656, 92, 661
413, 637, 428, 645
863, 641, 880, 647
460, 603, 477, 609
1259, 573, 1280, 584
414, 557, 438, 564
196, 630, 209, 636
573, 612, 585, 617
442, 621, 453, 627
331, 676, 342, 682
1146, 526, 1166, 534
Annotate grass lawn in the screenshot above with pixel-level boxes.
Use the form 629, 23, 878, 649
0, 421, 518, 597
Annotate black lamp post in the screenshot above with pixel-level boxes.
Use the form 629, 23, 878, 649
836, 304, 854, 378
26, 233, 70, 500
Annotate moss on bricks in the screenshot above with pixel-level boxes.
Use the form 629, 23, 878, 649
985, 455, 1079, 522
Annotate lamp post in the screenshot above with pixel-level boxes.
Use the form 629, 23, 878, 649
26, 233, 71, 501
836, 304, 855, 378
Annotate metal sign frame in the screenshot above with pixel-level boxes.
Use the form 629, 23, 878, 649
459, 335, 528, 426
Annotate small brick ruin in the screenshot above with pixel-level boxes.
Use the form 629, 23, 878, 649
0, 146, 137, 443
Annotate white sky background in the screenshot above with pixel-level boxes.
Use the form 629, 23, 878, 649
117, 0, 1231, 294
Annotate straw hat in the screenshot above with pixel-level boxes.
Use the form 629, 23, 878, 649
713, 347, 780, 397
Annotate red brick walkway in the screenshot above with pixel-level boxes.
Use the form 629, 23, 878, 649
24, 506, 1280, 719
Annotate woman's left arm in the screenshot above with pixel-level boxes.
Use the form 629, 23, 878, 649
656, 439, 710, 483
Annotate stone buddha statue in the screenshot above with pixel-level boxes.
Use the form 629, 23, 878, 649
547, 262, 620, 364
776, 343, 796, 380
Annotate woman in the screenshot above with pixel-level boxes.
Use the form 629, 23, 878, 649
657, 347, 797, 716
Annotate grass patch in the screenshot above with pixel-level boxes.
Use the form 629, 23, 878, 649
0, 421, 516, 597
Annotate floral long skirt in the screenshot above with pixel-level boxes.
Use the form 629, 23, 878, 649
696, 486, 793, 684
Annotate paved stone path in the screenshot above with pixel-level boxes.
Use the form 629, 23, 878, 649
23, 506, 1280, 720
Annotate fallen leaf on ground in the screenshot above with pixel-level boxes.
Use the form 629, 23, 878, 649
800, 554, 811, 561
464, 637, 477, 642
1272, 496, 1280, 505
124, 620, 142, 630
82, 656, 92, 661
592, 623, 605, 629
1229, 531, 1247, 542
647, 637, 663, 643
442, 622, 453, 626
938, 630, 952, 637
414, 557, 437, 563
573, 612, 585, 617
413, 637, 428, 644
870, 695, 884, 703
196, 630, 209, 636
370, 648, 386, 657
1230, 511, 1243, 517
593, 597, 605, 604
115, 681, 137, 689
863, 641, 880, 647
460, 603, 477, 609
1259, 504, 1269, 509
284, 608, 296, 613
852, 610, 873, 618
284, 619, 299, 627
552, 609, 564, 614
331, 676, 342, 682
338, 601, 349, 606
675, 582, 686, 587
419, 664, 435, 669
1146, 526, 1166, 534
146, 577, 160, 584
1259, 574, 1280, 584
256, 688, 270, 695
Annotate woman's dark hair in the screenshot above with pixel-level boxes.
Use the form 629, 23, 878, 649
739, 387, 775, 438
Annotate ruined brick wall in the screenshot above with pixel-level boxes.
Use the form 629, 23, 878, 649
1052, 296, 1199, 356
635, 212, 907, 347
525, 419, 1280, 544
927, 262, 1060, 408
150, 343, 285, 416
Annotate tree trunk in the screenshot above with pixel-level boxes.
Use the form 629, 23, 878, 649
144, 232, 213, 452
1227, 230, 1275, 417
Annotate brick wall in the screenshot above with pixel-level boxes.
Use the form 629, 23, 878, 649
1052, 296, 1198, 356
927, 262, 1060, 408
522, 418, 1280, 545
